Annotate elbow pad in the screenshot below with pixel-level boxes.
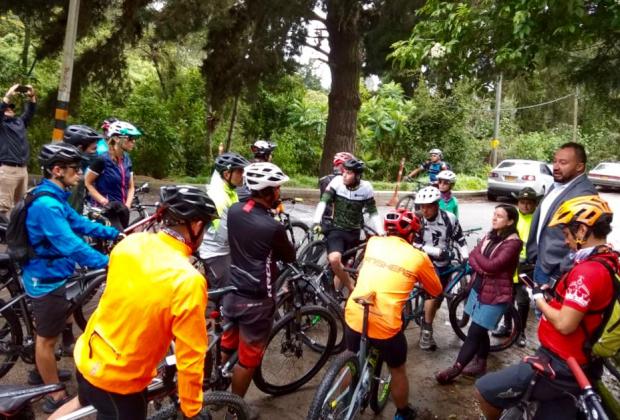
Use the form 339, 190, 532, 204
422, 245, 443, 258
368, 213, 384, 236
313, 201, 327, 225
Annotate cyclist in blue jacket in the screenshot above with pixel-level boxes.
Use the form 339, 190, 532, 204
23, 143, 119, 413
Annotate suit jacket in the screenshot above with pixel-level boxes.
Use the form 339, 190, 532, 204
526, 173, 597, 277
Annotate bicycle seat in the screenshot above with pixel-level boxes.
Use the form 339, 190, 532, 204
0, 383, 65, 414
524, 355, 556, 380
208, 285, 238, 300
354, 291, 376, 306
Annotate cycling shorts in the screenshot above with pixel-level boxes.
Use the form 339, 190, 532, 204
220, 293, 275, 368
326, 228, 360, 255
475, 347, 597, 419
344, 324, 407, 368
31, 285, 71, 338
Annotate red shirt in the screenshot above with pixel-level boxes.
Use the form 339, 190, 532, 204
538, 252, 616, 364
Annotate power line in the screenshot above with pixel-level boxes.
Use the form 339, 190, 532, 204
501, 92, 577, 112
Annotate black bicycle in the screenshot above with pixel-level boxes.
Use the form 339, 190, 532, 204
0, 266, 107, 379
276, 197, 311, 254
306, 292, 392, 420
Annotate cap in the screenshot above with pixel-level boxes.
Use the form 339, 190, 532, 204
516, 187, 537, 201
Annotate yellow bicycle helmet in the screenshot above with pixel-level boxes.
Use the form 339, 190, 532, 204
548, 195, 612, 228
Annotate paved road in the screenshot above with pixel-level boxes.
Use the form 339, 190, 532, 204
286, 191, 620, 249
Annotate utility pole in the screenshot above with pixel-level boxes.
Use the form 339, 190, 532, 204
572, 86, 579, 142
491, 73, 503, 167
52, 0, 80, 141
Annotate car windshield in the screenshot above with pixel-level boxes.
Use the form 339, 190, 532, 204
497, 161, 535, 169
593, 163, 620, 171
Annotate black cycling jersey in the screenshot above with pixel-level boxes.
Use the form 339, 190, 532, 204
227, 199, 296, 299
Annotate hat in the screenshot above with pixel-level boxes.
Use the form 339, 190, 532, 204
514, 187, 537, 201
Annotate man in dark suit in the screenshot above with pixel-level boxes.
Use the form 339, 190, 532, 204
526, 142, 598, 285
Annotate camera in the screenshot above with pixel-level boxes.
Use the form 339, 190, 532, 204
15, 85, 30, 94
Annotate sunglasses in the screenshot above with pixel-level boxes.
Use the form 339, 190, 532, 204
65, 164, 82, 171
7, 104, 16, 110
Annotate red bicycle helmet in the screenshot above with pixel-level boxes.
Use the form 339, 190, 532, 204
384, 208, 421, 237
333, 152, 354, 166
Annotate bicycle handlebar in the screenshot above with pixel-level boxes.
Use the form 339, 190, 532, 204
566, 357, 590, 390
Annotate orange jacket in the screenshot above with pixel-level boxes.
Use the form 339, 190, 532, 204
74, 232, 208, 417
345, 236, 442, 339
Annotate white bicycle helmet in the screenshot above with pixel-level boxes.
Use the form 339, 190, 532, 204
244, 162, 289, 191
437, 170, 457, 184
107, 121, 142, 137
429, 148, 443, 158
415, 186, 441, 204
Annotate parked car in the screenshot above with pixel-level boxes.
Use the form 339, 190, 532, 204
588, 162, 620, 190
487, 159, 554, 201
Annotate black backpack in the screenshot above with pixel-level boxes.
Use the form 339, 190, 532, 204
6, 190, 57, 263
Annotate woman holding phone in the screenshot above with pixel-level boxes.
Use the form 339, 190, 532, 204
435, 204, 522, 384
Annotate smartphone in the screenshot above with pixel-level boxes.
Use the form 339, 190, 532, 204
518, 273, 535, 289
15, 85, 29, 93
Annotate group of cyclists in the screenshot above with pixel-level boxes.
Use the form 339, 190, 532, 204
2, 120, 618, 420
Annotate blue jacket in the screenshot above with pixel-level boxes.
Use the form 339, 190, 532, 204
22, 179, 119, 297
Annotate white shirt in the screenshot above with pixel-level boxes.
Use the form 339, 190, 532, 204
536, 174, 583, 241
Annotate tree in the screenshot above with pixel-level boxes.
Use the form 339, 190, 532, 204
390, 0, 620, 93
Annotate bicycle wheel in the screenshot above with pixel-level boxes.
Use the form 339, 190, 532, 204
369, 354, 392, 414
288, 221, 311, 252
202, 391, 251, 420
73, 274, 107, 331
449, 292, 520, 352
0, 302, 23, 379
498, 405, 529, 420
306, 351, 361, 420
298, 240, 328, 265
254, 305, 337, 396
395, 194, 416, 211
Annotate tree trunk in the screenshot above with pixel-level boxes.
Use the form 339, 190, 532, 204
205, 103, 216, 162
225, 93, 240, 152
320, 0, 362, 176
21, 16, 31, 74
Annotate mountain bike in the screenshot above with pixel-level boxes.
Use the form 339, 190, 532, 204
498, 356, 609, 420
394, 179, 427, 211
277, 197, 311, 254
306, 292, 392, 420
0, 267, 107, 379
273, 262, 346, 353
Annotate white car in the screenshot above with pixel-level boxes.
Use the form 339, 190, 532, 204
588, 162, 620, 190
487, 159, 554, 201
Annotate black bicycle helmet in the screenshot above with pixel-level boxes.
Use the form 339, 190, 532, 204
343, 158, 365, 174
215, 152, 250, 174
159, 185, 218, 224
251, 140, 276, 156
63, 125, 101, 149
38, 143, 86, 168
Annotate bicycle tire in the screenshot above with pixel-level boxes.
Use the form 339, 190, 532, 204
369, 355, 392, 414
73, 278, 106, 331
306, 351, 361, 420
499, 405, 528, 420
254, 305, 337, 396
289, 221, 311, 251
202, 391, 251, 420
448, 291, 520, 352
298, 240, 328, 265
0, 301, 23, 379
146, 403, 178, 420
402, 290, 425, 331
396, 194, 416, 211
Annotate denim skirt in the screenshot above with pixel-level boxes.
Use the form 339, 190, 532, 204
464, 288, 508, 330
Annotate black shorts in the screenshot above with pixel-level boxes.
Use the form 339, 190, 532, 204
221, 293, 275, 368
30, 285, 71, 338
326, 229, 360, 255
475, 348, 592, 419
344, 324, 407, 368
77, 370, 148, 420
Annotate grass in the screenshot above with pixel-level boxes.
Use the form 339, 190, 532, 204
168, 174, 487, 191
